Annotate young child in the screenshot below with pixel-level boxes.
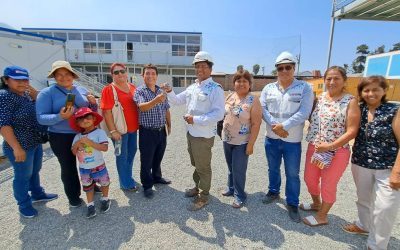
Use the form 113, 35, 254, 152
70, 107, 111, 218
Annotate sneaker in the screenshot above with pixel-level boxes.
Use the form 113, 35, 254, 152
31, 193, 58, 203
143, 189, 154, 199
184, 187, 199, 198
187, 194, 209, 211
86, 205, 96, 219
100, 200, 111, 213
262, 192, 280, 204
19, 206, 38, 218
69, 198, 84, 208
287, 205, 301, 223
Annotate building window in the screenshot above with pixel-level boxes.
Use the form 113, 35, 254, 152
112, 34, 126, 41
172, 35, 185, 43
127, 34, 141, 42
83, 33, 96, 41
186, 77, 197, 85
98, 42, 111, 54
187, 35, 200, 44
186, 69, 195, 75
186, 45, 200, 56
142, 35, 156, 43
157, 35, 170, 43
98, 33, 111, 41
172, 76, 185, 87
84, 66, 99, 73
84, 42, 97, 53
172, 45, 185, 56
172, 69, 185, 75
68, 33, 82, 40
158, 68, 168, 74
53, 32, 67, 39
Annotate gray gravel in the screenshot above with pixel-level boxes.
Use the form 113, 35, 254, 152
0, 104, 399, 249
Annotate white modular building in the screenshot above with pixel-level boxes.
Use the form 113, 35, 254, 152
22, 28, 202, 91
0, 26, 66, 89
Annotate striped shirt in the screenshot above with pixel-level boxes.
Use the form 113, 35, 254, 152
133, 85, 170, 128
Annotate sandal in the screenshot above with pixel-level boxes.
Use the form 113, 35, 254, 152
299, 202, 320, 211
303, 215, 328, 227
342, 223, 368, 236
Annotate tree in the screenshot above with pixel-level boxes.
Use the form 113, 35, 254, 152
271, 69, 277, 76
372, 45, 385, 55
236, 65, 244, 71
343, 64, 349, 74
352, 44, 369, 73
390, 42, 400, 52
253, 64, 260, 75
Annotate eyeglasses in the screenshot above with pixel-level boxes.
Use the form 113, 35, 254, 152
113, 69, 126, 75
277, 65, 293, 72
76, 114, 93, 122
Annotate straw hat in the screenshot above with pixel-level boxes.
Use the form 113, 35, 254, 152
47, 60, 79, 79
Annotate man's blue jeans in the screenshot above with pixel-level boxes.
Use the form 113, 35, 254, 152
264, 137, 301, 207
4, 145, 45, 209
223, 142, 249, 203
112, 131, 138, 189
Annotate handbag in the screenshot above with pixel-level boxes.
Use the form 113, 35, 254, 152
311, 96, 335, 169
99, 84, 127, 137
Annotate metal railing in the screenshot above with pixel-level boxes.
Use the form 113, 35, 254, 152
334, 0, 357, 11
72, 68, 105, 97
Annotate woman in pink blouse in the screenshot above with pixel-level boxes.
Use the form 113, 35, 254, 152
221, 69, 262, 208
301, 66, 360, 226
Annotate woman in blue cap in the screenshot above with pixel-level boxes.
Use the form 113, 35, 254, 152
0, 66, 58, 218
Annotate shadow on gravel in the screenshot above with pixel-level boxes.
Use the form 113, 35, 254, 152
18, 200, 135, 249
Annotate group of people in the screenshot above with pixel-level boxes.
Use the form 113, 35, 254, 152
1, 50, 399, 250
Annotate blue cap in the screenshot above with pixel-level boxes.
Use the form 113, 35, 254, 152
3, 66, 30, 80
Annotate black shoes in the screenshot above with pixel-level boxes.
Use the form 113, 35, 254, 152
100, 199, 111, 213
69, 198, 84, 208
262, 192, 280, 204
287, 205, 301, 223
144, 189, 154, 199
154, 178, 172, 185
86, 205, 96, 219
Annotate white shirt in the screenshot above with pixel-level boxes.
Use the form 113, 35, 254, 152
260, 78, 313, 143
167, 77, 225, 138
72, 128, 109, 169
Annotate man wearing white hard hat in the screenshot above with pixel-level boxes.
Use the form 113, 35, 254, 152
163, 51, 224, 211
259, 51, 313, 222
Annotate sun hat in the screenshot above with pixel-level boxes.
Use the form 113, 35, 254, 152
69, 107, 103, 132
47, 60, 79, 79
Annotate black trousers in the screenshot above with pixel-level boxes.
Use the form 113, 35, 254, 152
138, 126, 167, 190
49, 132, 81, 203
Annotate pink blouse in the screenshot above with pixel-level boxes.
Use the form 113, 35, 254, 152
222, 93, 256, 145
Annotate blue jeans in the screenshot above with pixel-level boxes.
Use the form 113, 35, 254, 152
264, 137, 301, 207
4, 145, 45, 209
223, 142, 249, 203
112, 131, 137, 189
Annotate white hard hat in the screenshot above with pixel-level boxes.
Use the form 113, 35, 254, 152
192, 51, 214, 65
275, 51, 296, 66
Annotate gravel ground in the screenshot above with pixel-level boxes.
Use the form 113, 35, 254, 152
0, 104, 399, 249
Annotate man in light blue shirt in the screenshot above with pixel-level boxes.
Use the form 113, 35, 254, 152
259, 51, 313, 222
164, 51, 225, 211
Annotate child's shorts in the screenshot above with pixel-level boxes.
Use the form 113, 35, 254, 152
79, 164, 110, 192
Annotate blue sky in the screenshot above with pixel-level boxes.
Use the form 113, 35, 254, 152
2, 0, 400, 74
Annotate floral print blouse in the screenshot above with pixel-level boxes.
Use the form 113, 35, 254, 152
352, 102, 399, 170
222, 93, 255, 145
306, 92, 353, 148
